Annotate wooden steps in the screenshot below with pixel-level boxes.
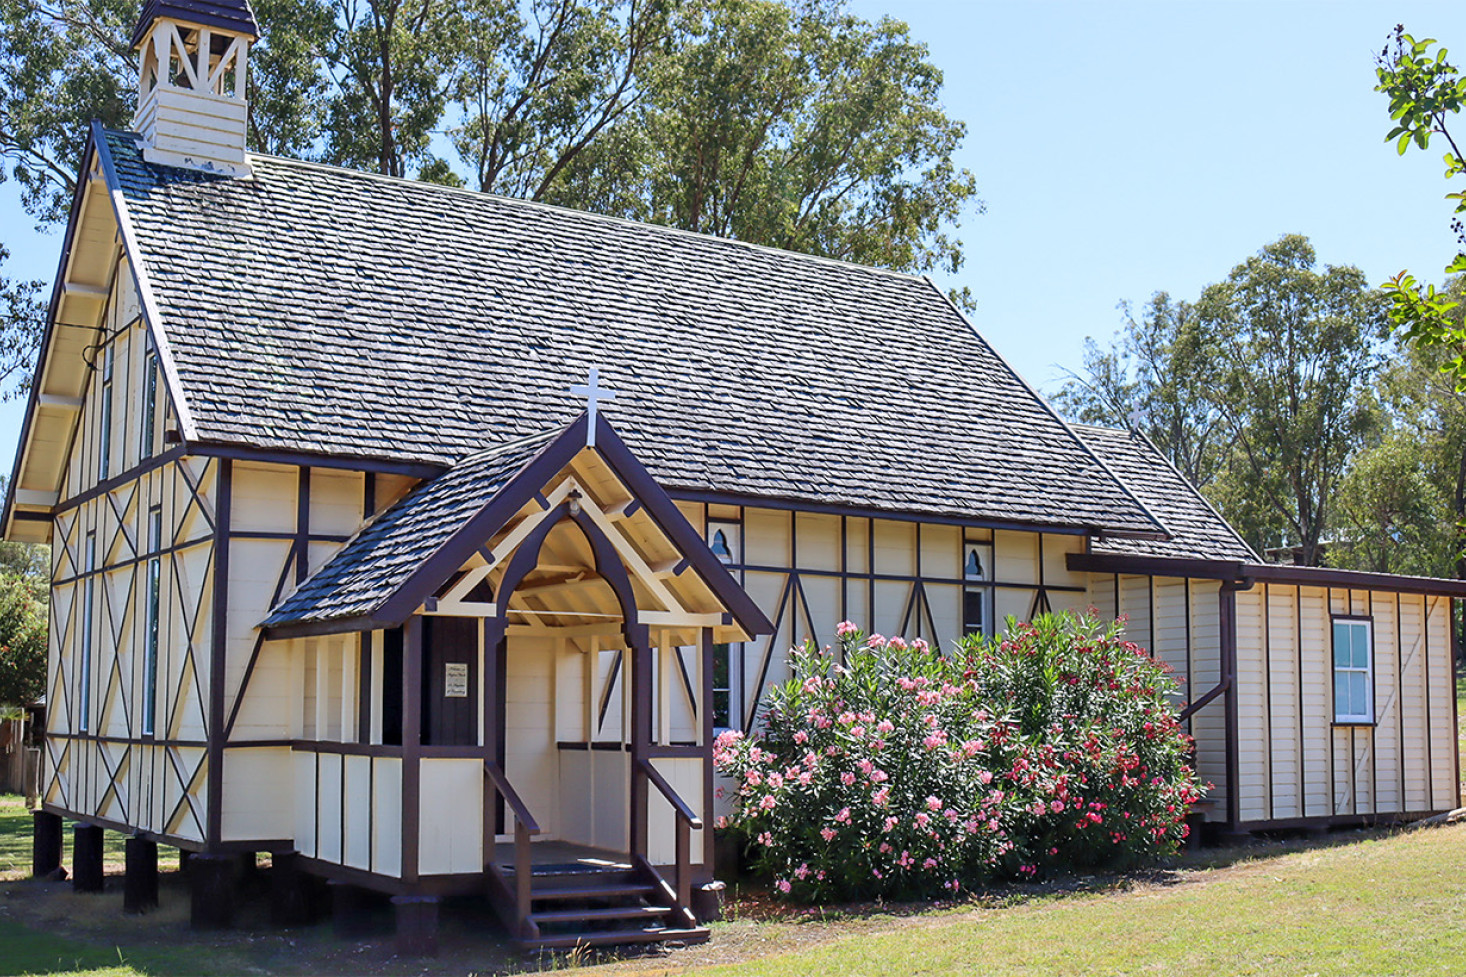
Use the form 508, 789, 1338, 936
493, 862, 709, 951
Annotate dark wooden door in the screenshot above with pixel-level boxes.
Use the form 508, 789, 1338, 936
421, 617, 478, 746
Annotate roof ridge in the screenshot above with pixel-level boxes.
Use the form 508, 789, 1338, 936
101, 127, 930, 287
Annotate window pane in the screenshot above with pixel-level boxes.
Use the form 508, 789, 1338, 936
1334, 672, 1350, 718
1333, 624, 1350, 667
1352, 625, 1370, 669
1350, 671, 1369, 719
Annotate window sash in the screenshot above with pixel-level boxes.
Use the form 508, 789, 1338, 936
1332, 620, 1373, 722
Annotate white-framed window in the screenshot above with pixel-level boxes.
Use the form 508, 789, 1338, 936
142, 506, 163, 736
81, 532, 96, 732
98, 344, 114, 480
963, 539, 992, 637
1333, 617, 1373, 724
712, 642, 741, 730
141, 338, 158, 460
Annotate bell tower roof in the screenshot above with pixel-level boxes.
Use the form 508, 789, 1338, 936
130, 0, 258, 49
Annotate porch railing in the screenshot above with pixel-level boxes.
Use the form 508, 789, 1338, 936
484, 759, 541, 941
636, 757, 702, 920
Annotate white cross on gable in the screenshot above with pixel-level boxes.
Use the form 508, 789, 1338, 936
570, 367, 618, 448
1127, 406, 1148, 431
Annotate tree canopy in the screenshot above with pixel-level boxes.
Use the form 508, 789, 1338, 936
0, 0, 981, 399
1374, 26, 1466, 383
1058, 235, 1391, 566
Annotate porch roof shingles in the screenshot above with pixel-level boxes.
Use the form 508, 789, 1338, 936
264, 432, 556, 627
1074, 424, 1258, 562
103, 129, 1162, 536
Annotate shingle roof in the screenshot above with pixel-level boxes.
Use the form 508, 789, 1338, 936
1074, 425, 1257, 562
131, 0, 259, 47
264, 431, 556, 628
102, 129, 1162, 536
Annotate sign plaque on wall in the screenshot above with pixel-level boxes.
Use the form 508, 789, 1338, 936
444, 662, 469, 698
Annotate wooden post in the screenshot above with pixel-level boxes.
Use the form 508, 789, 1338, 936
402, 615, 423, 884
701, 628, 716, 874
483, 618, 505, 840
629, 624, 651, 860
72, 824, 104, 892
123, 836, 159, 913
675, 815, 690, 910
514, 823, 531, 939
1220, 580, 1244, 834
32, 810, 62, 878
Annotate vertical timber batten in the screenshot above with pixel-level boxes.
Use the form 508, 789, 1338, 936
1220, 579, 1242, 831
207, 458, 231, 848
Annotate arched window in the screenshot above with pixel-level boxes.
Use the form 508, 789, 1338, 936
964, 546, 985, 581
711, 529, 732, 563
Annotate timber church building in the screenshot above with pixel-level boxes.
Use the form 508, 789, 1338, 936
5, 0, 1464, 954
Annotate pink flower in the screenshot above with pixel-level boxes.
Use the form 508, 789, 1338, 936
912, 639, 930, 653
841, 771, 857, 786
838, 711, 856, 726
821, 827, 837, 842
746, 770, 763, 786
867, 634, 887, 649
794, 863, 809, 880
873, 787, 891, 807
926, 796, 942, 811
793, 730, 809, 745
758, 832, 773, 846
768, 773, 784, 789
922, 732, 948, 750
836, 620, 858, 637
760, 795, 777, 811
835, 807, 852, 824
858, 759, 874, 775
888, 636, 908, 650
923, 857, 938, 870
879, 842, 892, 854
851, 726, 865, 738
1050, 800, 1065, 814
876, 720, 895, 735
870, 768, 889, 783
979, 771, 994, 786
883, 816, 898, 832
915, 813, 931, 828
776, 879, 792, 894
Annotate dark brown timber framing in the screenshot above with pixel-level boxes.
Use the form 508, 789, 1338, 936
1068, 552, 1466, 599
206, 458, 231, 848
1219, 580, 1243, 830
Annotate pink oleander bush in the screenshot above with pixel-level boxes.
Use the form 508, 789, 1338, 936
714, 611, 1203, 902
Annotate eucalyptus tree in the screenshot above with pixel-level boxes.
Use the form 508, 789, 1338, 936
1054, 291, 1228, 489
1194, 235, 1390, 566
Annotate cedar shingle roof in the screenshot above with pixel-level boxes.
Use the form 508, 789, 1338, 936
102, 129, 1163, 536
1074, 424, 1258, 562
264, 431, 556, 628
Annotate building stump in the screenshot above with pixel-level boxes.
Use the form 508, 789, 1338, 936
31, 810, 63, 879
270, 852, 314, 927
330, 880, 374, 939
123, 837, 159, 913
188, 854, 237, 929
72, 824, 105, 893
392, 895, 439, 957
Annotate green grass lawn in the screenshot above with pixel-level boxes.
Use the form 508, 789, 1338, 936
681, 825, 1466, 977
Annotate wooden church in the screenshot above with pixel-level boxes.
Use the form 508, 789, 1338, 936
5, 0, 1464, 953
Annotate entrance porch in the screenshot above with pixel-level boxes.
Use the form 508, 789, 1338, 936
263, 413, 771, 950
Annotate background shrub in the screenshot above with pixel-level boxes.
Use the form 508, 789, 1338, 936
714, 612, 1203, 902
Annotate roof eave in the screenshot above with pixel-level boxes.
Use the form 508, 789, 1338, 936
1068, 551, 1466, 599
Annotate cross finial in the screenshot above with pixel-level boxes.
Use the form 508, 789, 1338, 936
570, 367, 617, 448
1126, 405, 1148, 432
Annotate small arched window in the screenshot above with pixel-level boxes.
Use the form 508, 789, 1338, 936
711, 529, 732, 563
964, 547, 985, 581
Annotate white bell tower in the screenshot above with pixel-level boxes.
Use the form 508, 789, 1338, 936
131, 0, 259, 177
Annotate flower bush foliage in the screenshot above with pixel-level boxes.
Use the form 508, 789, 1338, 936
714, 612, 1203, 901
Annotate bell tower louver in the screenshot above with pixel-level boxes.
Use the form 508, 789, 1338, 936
131, 0, 259, 176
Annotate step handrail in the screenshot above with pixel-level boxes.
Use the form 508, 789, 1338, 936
484, 760, 541, 941
636, 757, 701, 918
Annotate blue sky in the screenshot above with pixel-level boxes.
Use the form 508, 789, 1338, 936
2, 0, 1464, 468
